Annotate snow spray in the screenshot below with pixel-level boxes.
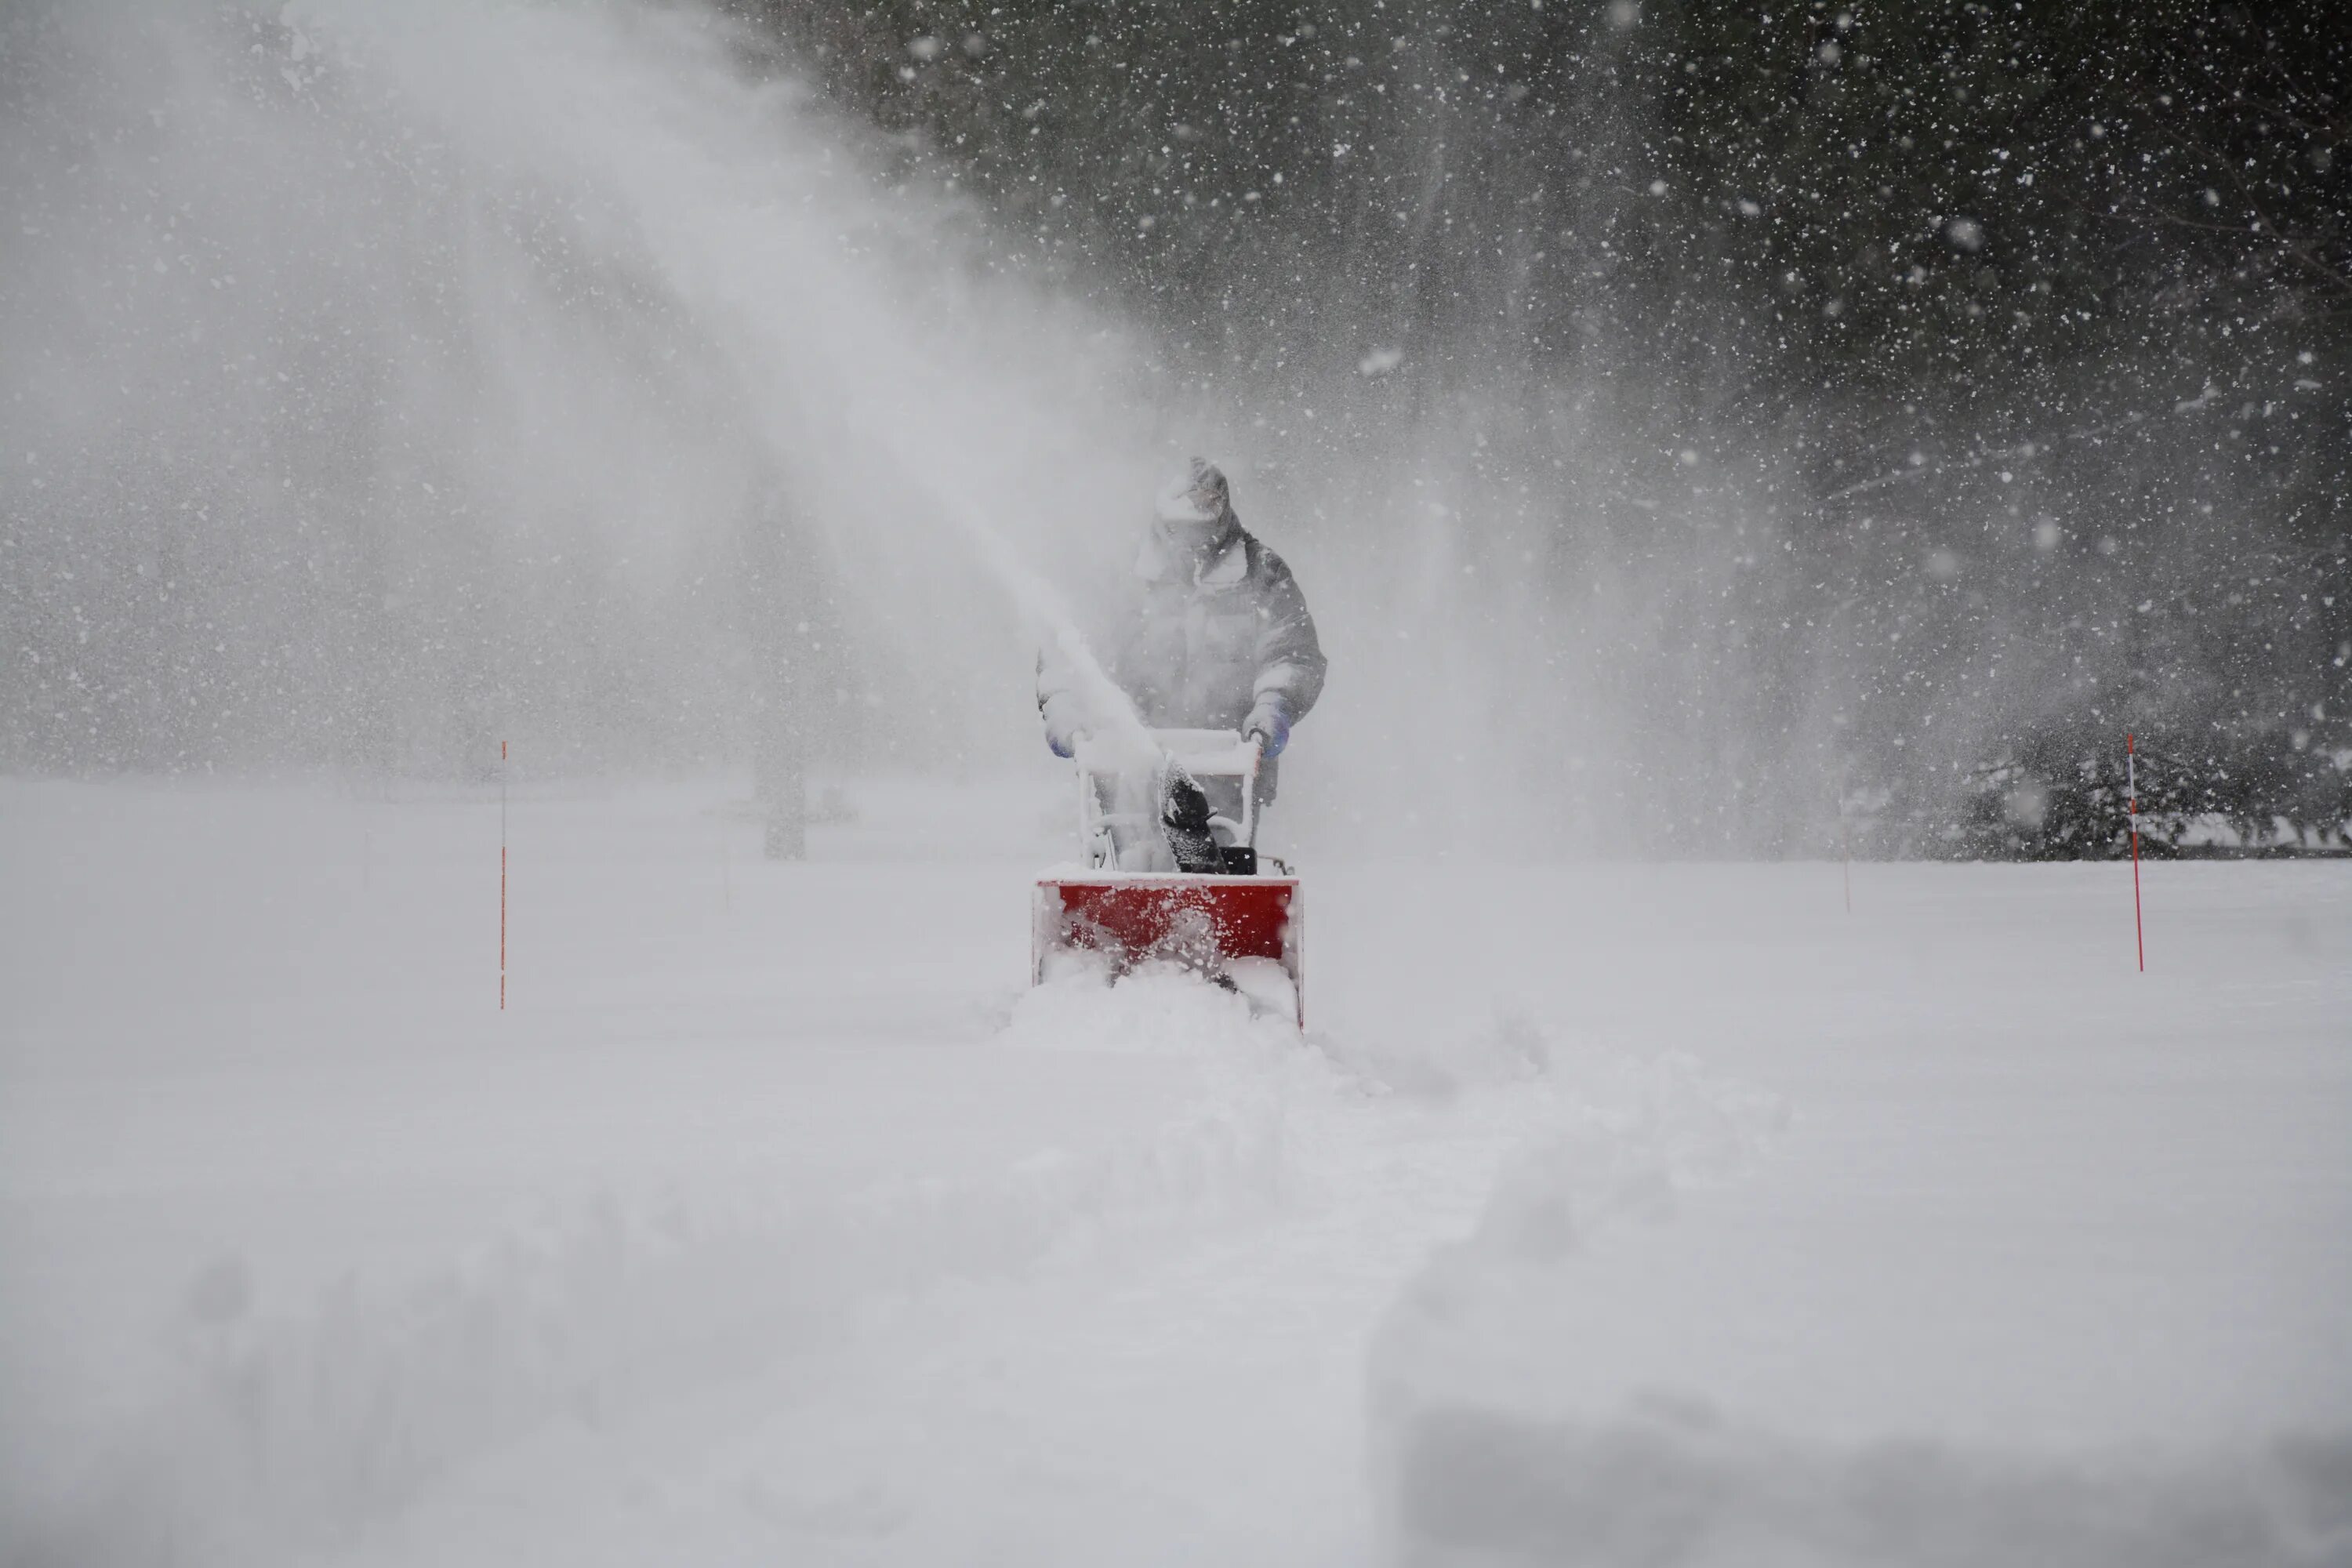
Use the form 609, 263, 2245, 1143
275, 1, 1161, 768
920, 487, 1155, 753
3, 2, 1598, 845
2127, 733, 2144, 972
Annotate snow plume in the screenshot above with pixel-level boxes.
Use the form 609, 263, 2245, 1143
0, 0, 1157, 775
0, 0, 1806, 846
0, 0, 1869, 849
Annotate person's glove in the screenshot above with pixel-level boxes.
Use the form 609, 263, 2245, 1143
1244, 699, 1291, 759
1042, 695, 1084, 759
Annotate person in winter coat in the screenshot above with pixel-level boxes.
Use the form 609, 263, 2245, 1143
1037, 458, 1326, 821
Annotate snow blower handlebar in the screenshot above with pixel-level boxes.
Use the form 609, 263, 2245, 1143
1071, 728, 1262, 869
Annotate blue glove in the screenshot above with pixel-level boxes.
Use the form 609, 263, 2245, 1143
1245, 702, 1290, 759
1041, 696, 1083, 759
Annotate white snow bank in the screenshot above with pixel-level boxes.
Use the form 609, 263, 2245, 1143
1383, 1401, 2350, 1567
6, 975, 1290, 1568
1367, 985, 2352, 1567
1377, 1167, 2351, 1563
0, 780, 1289, 1567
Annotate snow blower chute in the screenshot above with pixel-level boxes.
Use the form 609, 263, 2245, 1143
1033, 728, 1303, 1025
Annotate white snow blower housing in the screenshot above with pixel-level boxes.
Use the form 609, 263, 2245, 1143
1033, 728, 1304, 1025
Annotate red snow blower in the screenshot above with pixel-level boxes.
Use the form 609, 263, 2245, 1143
1033, 728, 1304, 1025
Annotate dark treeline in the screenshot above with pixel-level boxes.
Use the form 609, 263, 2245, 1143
749, 0, 2351, 855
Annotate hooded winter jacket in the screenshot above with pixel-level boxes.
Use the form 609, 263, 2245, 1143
1038, 513, 1325, 798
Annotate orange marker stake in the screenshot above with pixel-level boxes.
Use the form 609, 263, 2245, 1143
1839, 779, 1852, 916
500, 739, 509, 1010
2127, 732, 2143, 973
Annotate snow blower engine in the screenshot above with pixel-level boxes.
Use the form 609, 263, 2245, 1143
1033, 728, 1304, 1025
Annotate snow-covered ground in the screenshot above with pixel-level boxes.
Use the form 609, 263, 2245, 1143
2, 775, 2346, 1566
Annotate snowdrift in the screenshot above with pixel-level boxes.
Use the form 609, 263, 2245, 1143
1366, 1036, 2352, 1567
6, 974, 1295, 1567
